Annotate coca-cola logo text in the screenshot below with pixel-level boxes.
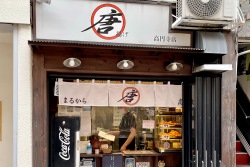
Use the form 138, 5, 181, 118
58, 126, 71, 160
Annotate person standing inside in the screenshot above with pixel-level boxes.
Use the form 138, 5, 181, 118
109, 108, 136, 151
119, 108, 136, 151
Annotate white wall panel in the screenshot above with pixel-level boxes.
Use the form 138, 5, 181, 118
0, 0, 30, 24
16, 24, 32, 167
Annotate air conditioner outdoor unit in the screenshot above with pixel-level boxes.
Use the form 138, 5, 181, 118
172, 0, 237, 29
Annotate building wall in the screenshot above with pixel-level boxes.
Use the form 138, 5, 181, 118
239, 0, 250, 38
16, 24, 32, 167
0, 32, 13, 167
0, 0, 30, 24
0, 24, 32, 167
0, 0, 31, 166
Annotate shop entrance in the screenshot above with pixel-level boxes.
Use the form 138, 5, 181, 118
47, 73, 191, 167
29, 38, 227, 167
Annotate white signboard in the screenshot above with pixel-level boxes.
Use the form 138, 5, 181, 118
36, 0, 191, 46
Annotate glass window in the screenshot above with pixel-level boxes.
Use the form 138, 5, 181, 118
91, 107, 155, 150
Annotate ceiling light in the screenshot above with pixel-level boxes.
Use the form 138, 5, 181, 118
117, 59, 134, 70
166, 62, 183, 71
123, 60, 129, 68
63, 58, 81, 68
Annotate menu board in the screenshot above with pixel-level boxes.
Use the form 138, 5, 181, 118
142, 120, 155, 129
113, 107, 125, 126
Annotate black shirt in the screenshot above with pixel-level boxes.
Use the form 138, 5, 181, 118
119, 112, 136, 137
118, 111, 136, 150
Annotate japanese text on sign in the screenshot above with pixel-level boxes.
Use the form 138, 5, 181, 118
63, 97, 87, 105
154, 35, 177, 43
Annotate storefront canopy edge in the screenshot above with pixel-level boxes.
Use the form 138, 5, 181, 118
28, 40, 206, 54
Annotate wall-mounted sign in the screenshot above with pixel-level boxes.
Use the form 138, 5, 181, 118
81, 3, 126, 40
36, 0, 191, 47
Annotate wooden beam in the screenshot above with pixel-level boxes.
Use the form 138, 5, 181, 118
221, 31, 237, 166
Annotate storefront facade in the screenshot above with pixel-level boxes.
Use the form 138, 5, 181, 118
30, 0, 237, 166
0, 1, 31, 167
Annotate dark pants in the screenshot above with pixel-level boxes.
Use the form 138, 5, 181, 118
119, 137, 136, 150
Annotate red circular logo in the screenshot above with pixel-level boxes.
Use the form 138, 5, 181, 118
90, 4, 126, 40
121, 87, 140, 106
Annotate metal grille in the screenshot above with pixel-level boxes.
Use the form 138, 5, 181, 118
187, 0, 222, 17
194, 77, 222, 167
177, 0, 182, 18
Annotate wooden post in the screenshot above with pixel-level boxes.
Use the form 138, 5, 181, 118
221, 31, 237, 166
32, 52, 48, 167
